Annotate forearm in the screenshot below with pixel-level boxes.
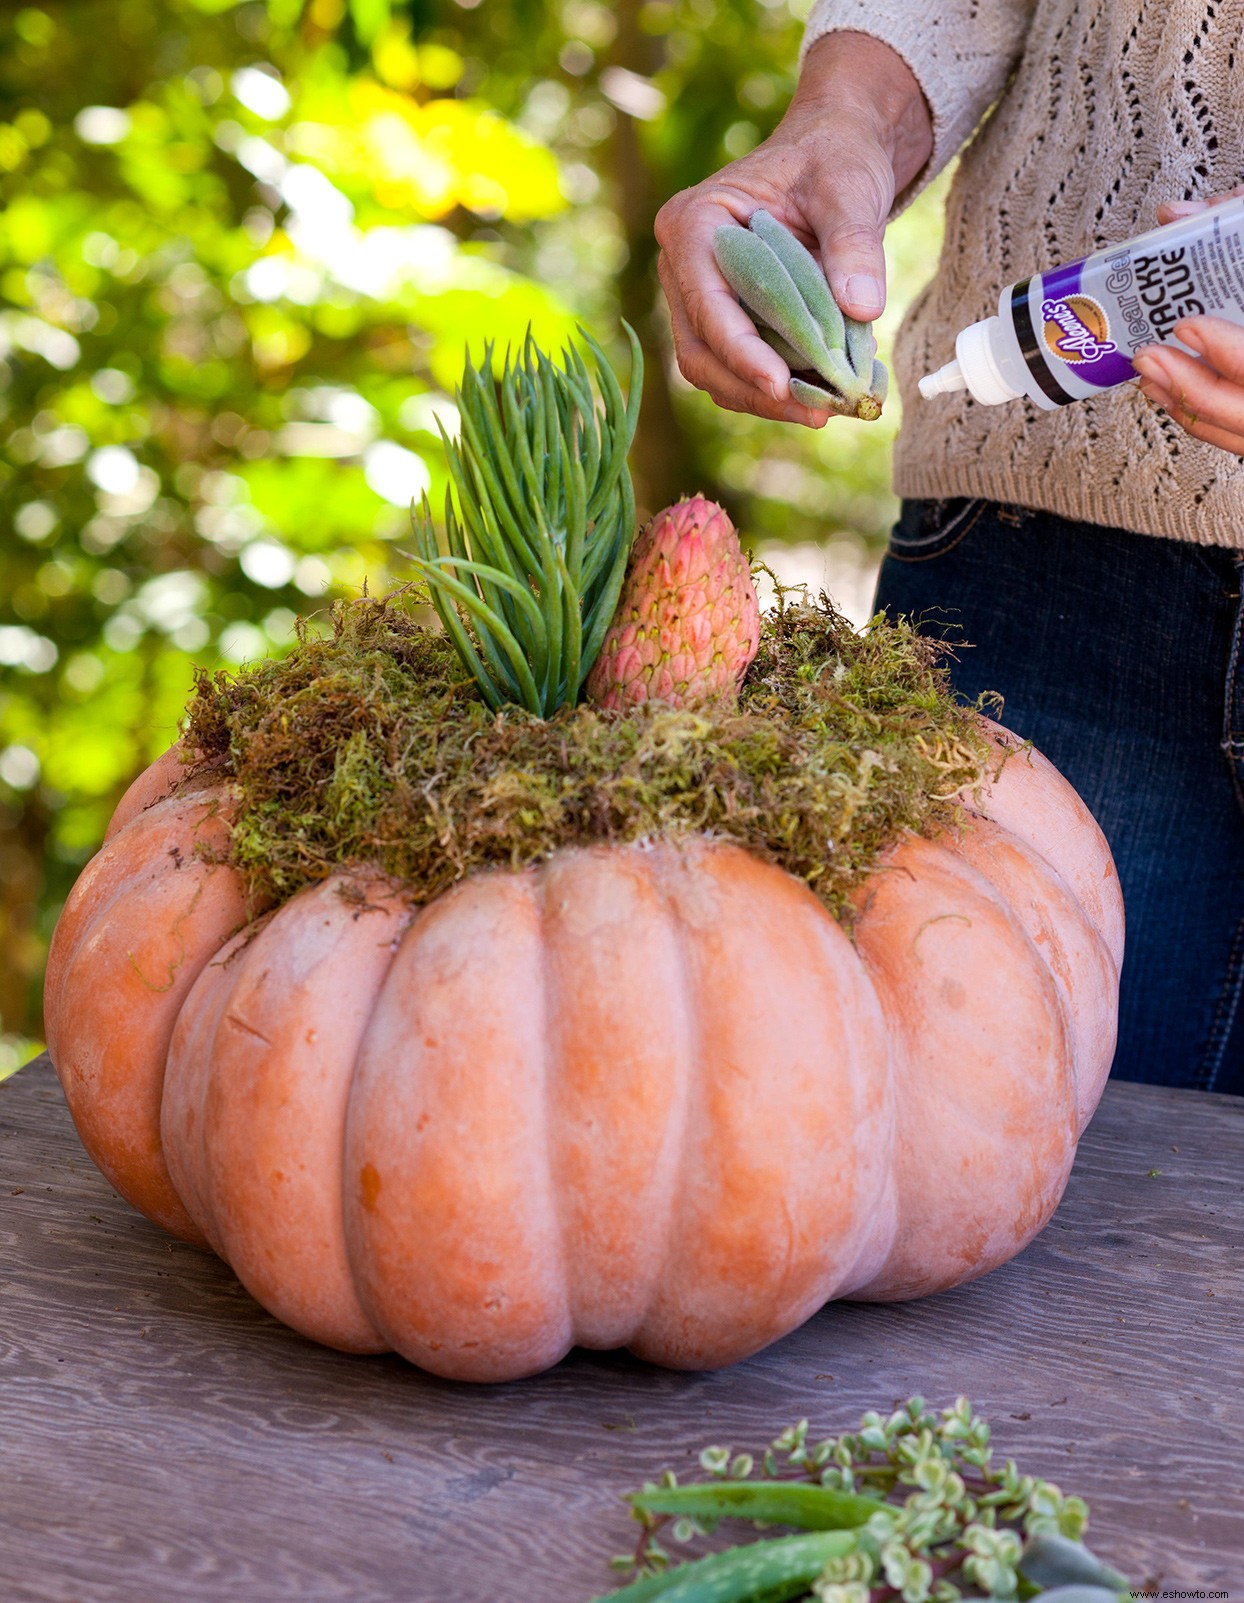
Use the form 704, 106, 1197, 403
789, 32, 933, 202
798, 0, 1038, 212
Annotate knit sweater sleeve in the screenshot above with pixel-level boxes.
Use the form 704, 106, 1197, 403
799, 0, 1039, 212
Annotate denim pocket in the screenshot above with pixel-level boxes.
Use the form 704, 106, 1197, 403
886, 497, 987, 562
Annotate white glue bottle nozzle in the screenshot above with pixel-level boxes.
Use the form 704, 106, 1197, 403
919, 317, 1026, 406
918, 359, 967, 399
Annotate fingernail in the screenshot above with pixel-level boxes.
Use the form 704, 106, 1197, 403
1133, 351, 1166, 381
1162, 201, 1202, 218
767, 374, 789, 402
843, 275, 884, 317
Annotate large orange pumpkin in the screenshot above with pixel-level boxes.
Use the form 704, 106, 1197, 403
44, 715, 1122, 1381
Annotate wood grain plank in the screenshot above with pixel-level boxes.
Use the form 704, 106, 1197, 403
2, 1056, 1241, 1602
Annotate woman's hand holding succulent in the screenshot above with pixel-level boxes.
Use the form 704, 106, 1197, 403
653, 31, 932, 428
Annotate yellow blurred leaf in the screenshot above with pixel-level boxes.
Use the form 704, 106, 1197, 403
289, 82, 564, 222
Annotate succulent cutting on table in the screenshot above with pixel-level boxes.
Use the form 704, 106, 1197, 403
46, 325, 1122, 1382
592, 1397, 1134, 1603
713, 209, 890, 420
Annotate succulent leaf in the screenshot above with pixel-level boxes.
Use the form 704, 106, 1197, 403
711, 224, 832, 373
1026, 1590, 1129, 1603
757, 326, 810, 371
1018, 1534, 1131, 1592
844, 314, 877, 384
712, 211, 888, 421
789, 374, 857, 416
747, 207, 846, 349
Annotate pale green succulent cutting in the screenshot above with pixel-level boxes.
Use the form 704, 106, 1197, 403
713, 208, 889, 421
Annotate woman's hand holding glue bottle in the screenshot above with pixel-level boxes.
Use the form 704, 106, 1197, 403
1134, 187, 1244, 455
920, 183, 1244, 456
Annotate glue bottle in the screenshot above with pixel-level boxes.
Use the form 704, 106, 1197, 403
919, 195, 1244, 408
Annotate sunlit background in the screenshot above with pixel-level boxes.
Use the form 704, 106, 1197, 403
0, 0, 947, 1073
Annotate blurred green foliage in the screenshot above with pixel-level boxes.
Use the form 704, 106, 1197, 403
0, 0, 945, 1056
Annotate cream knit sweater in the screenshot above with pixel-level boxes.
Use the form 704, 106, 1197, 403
800, 0, 1244, 547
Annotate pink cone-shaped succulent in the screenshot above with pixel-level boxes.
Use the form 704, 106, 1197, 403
587, 495, 761, 711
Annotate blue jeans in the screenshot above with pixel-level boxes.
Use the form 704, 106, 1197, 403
873, 498, 1244, 1096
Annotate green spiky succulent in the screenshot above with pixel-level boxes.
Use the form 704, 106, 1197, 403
408, 324, 642, 716
713, 208, 889, 420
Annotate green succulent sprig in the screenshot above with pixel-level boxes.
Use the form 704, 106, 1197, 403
713, 208, 889, 420
593, 1397, 1133, 1603
408, 323, 642, 717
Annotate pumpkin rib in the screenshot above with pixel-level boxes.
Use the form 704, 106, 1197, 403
789, 892, 901, 1303
536, 845, 695, 1355
44, 785, 230, 1048
967, 717, 1124, 970
342, 871, 574, 1381
629, 841, 895, 1369
849, 833, 1077, 1303
104, 743, 194, 843
45, 789, 250, 1244
162, 876, 404, 1352
625, 843, 710, 1364
530, 865, 576, 1354
161, 928, 246, 1260
941, 816, 1118, 1134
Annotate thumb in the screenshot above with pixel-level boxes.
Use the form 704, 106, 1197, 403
1158, 198, 1210, 224
1158, 185, 1244, 224
804, 161, 892, 322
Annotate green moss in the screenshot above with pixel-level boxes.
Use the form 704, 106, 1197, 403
182, 583, 999, 923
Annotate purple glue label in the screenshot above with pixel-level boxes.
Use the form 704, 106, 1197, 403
1032, 261, 1137, 392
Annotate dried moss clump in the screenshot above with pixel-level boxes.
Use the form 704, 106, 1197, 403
182, 586, 998, 922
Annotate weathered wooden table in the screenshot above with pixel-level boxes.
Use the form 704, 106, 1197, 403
2, 1055, 1240, 1602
